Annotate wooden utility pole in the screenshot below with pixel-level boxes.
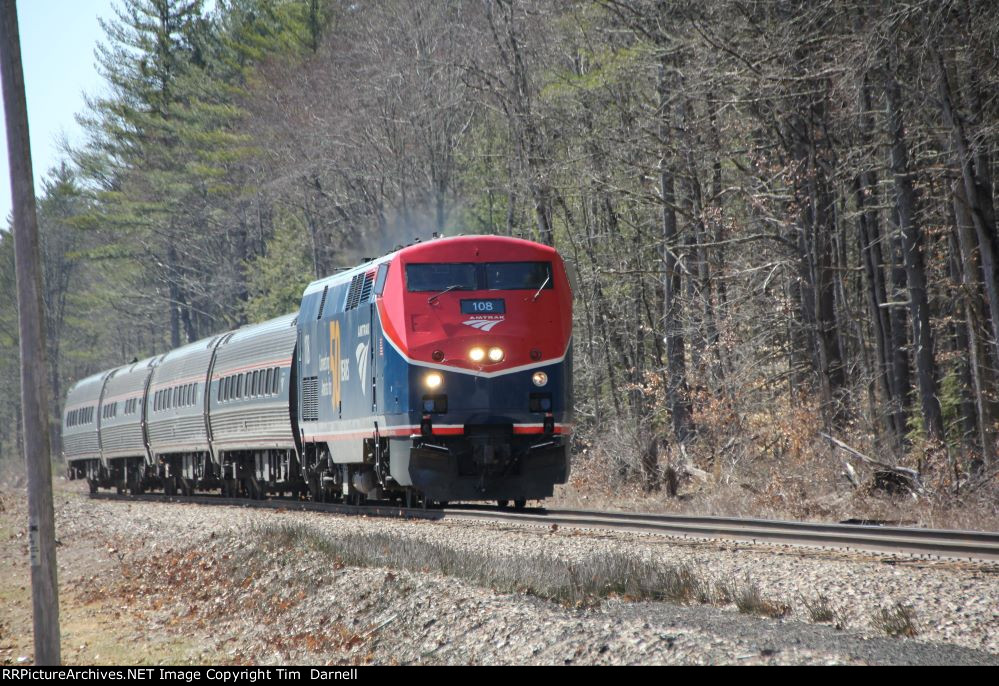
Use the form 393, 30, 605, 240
0, 0, 61, 665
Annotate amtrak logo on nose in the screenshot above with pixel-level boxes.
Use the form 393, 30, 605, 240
463, 317, 503, 332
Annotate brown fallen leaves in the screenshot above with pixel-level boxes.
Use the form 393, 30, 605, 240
72, 534, 378, 664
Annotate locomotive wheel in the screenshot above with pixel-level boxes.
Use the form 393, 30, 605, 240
87, 479, 98, 495
514, 499, 526, 510
129, 477, 144, 496
497, 500, 509, 509
116, 484, 125, 495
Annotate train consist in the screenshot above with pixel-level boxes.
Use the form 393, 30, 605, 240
63, 235, 572, 507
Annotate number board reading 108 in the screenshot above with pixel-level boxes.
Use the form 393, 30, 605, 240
461, 299, 506, 314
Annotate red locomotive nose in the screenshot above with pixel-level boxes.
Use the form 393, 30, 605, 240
376, 236, 573, 374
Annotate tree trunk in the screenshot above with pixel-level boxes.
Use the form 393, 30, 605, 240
937, 52, 999, 377
885, 69, 944, 442
886, 211, 913, 440
810, 159, 846, 418
856, 175, 897, 439
167, 242, 181, 349
659, 60, 693, 445
946, 229, 979, 446
952, 181, 997, 465
856, 76, 906, 443
790, 108, 845, 421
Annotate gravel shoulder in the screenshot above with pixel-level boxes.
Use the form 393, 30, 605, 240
1, 480, 996, 665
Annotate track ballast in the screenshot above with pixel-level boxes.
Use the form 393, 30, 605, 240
88, 492, 999, 563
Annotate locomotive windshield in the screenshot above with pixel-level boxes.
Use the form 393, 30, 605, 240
406, 261, 553, 291
484, 262, 552, 290
406, 263, 478, 292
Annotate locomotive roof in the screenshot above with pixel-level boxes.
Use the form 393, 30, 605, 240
301, 248, 395, 297
302, 234, 557, 297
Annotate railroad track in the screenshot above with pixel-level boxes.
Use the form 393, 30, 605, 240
89, 492, 999, 562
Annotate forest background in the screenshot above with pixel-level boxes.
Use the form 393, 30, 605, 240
1, 0, 997, 522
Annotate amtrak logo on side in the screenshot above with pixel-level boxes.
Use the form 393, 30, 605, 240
463, 318, 503, 332
356, 342, 369, 395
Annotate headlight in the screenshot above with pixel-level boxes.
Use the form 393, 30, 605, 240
469, 347, 485, 362
488, 347, 504, 362
424, 372, 443, 389
532, 371, 548, 387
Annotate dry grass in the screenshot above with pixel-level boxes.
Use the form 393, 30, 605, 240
801, 595, 840, 626
256, 522, 803, 635
256, 522, 716, 608
733, 581, 791, 619
871, 603, 919, 638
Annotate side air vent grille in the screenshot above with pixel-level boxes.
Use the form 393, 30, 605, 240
358, 271, 375, 304
345, 273, 365, 311
302, 376, 319, 421
317, 285, 329, 320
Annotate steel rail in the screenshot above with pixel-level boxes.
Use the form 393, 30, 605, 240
443, 508, 999, 562
88, 493, 999, 562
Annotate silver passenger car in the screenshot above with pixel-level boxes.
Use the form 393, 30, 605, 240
209, 313, 297, 454
99, 356, 160, 462
146, 334, 225, 460
63, 316, 302, 497
63, 369, 113, 474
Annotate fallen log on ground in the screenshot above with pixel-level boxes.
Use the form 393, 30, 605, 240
819, 432, 922, 495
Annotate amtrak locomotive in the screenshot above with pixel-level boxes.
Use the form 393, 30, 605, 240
63, 235, 572, 507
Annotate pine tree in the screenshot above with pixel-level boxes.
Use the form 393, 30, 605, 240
76, 0, 250, 346
242, 211, 313, 322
